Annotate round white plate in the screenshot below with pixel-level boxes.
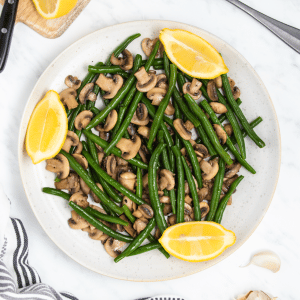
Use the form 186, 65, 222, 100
18, 20, 281, 282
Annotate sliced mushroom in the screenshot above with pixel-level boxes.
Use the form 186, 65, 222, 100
96, 74, 123, 99
154, 227, 161, 239
173, 119, 192, 140
225, 161, 241, 178
122, 196, 137, 212
232, 86, 241, 100
222, 175, 238, 193
65, 75, 81, 89
184, 214, 192, 222
213, 124, 227, 144
137, 125, 150, 139
156, 74, 168, 90
182, 79, 202, 100
116, 157, 128, 166
119, 214, 136, 237
167, 214, 176, 226
141, 38, 163, 58
142, 173, 149, 190
119, 172, 136, 191
228, 77, 235, 89
198, 187, 209, 201
137, 204, 154, 219
79, 83, 96, 104
72, 154, 88, 169
69, 192, 89, 208
214, 76, 222, 89
224, 123, 233, 136
210, 102, 227, 114
86, 227, 104, 240
227, 195, 233, 205
200, 159, 219, 181
158, 169, 175, 191
62, 130, 79, 152
46, 154, 69, 179
95, 110, 118, 132
138, 144, 148, 163
133, 218, 148, 234
103, 155, 117, 179
90, 183, 103, 203
135, 67, 157, 93
126, 123, 136, 136
104, 237, 126, 258
131, 103, 149, 125
99, 131, 110, 141
160, 195, 171, 204
68, 210, 90, 230
74, 141, 83, 154
110, 49, 133, 71
207, 80, 218, 101
74, 110, 93, 130
184, 203, 193, 215
200, 201, 210, 219
55, 172, 80, 194
163, 204, 172, 216
80, 177, 90, 195
164, 102, 175, 116
193, 144, 209, 159
99, 234, 109, 244
59, 88, 78, 110
184, 195, 193, 205
116, 135, 141, 160
146, 87, 166, 105
97, 151, 105, 166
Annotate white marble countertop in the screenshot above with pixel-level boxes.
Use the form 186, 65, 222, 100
1, 0, 300, 299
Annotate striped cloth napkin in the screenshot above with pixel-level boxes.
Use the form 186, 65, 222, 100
0, 185, 184, 300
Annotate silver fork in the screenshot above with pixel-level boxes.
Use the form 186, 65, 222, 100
225, 0, 300, 53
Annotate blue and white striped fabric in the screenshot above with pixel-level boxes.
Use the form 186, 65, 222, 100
0, 186, 184, 300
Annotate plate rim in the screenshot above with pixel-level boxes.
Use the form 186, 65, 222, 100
18, 19, 281, 282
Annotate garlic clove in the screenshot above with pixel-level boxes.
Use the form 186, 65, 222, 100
236, 291, 277, 300
242, 251, 281, 273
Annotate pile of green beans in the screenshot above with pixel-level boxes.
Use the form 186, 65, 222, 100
43, 33, 264, 263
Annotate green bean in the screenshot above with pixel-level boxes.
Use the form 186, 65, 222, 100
85, 207, 128, 226
148, 143, 168, 233
42, 188, 70, 200
90, 106, 100, 115
69, 202, 132, 243
173, 97, 182, 149
136, 167, 143, 198
83, 130, 148, 169
218, 98, 242, 123
141, 58, 163, 66
181, 156, 201, 221
82, 150, 145, 205
184, 94, 233, 166
171, 145, 185, 223
163, 52, 170, 78
106, 33, 141, 66
104, 41, 161, 154
60, 150, 123, 215
202, 79, 246, 159
88, 65, 129, 78
221, 74, 265, 148
201, 100, 256, 174
153, 65, 164, 70
122, 205, 136, 224
86, 138, 123, 203
147, 64, 177, 150
177, 72, 186, 93
128, 241, 162, 256
206, 158, 226, 221
54, 177, 61, 183
214, 176, 244, 224
114, 218, 156, 262
111, 85, 136, 138
147, 233, 170, 258
85, 55, 142, 130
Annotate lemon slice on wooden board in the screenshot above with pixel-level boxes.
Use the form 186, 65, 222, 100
32, 0, 78, 19
25, 90, 68, 164
159, 28, 229, 79
159, 221, 236, 262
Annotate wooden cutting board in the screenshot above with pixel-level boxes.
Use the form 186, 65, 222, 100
0, 0, 91, 38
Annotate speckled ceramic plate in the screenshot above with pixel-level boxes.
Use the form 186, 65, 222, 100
18, 20, 281, 281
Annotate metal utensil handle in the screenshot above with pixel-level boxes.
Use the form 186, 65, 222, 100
0, 0, 19, 73
226, 0, 300, 53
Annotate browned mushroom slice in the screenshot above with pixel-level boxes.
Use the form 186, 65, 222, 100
74, 110, 93, 130
59, 88, 78, 110
90, 183, 103, 203
135, 67, 157, 92
207, 80, 218, 101
173, 119, 192, 140
225, 161, 241, 178
158, 169, 175, 191
99, 131, 110, 142
232, 86, 241, 100
164, 102, 175, 116
110, 49, 133, 71
85, 227, 104, 240
137, 126, 150, 139
137, 204, 154, 219
198, 187, 209, 201
96, 74, 123, 99
103, 155, 117, 179
141, 38, 164, 58
200, 159, 219, 181
119, 214, 136, 237
159, 195, 171, 204
193, 144, 209, 159
156, 74, 168, 90
68, 210, 89, 230
184, 214, 192, 222
55, 172, 80, 194
184, 195, 193, 205
72, 153, 88, 169
122, 196, 137, 212
224, 123, 233, 136
62, 130, 79, 152
97, 151, 105, 165
167, 214, 176, 226
200, 201, 210, 219
146, 87, 166, 105
210, 102, 227, 114
46, 154, 69, 179
131, 103, 149, 125
65, 75, 81, 89
69, 192, 89, 208
182, 78, 202, 100
79, 83, 96, 104
95, 110, 118, 132
154, 227, 161, 239
163, 204, 172, 216
133, 218, 148, 234
184, 203, 193, 215
213, 124, 227, 144
214, 76, 222, 88
119, 172, 136, 191
222, 175, 239, 193
73, 141, 83, 154
104, 237, 126, 258
80, 177, 90, 195
116, 135, 141, 160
